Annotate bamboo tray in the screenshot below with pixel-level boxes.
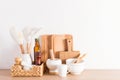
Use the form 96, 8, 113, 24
11, 63, 44, 77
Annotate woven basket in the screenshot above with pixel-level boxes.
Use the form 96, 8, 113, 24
11, 63, 44, 77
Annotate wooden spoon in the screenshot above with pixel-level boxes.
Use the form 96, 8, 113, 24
74, 54, 86, 63
19, 44, 25, 54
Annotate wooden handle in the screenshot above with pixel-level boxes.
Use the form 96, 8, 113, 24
75, 54, 86, 63
67, 39, 72, 52
19, 44, 24, 54
50, 49, 55, 60
26, 42, 31, 54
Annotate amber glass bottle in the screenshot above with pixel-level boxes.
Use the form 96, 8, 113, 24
34, 38, 41, 65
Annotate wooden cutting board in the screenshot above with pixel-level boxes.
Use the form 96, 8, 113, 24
40, 34, 74, 62
40, 34, 73, 73
58, 38, 80, 63
51, 34, 73, 58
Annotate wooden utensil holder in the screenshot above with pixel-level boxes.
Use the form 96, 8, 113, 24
11, 63, 44, 77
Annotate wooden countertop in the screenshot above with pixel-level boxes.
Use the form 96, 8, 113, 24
0, 69, 120, 80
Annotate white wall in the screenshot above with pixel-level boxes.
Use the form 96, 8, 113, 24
0, 0, 120, 69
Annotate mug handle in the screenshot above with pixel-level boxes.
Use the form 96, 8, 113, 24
67, 64, 71, 74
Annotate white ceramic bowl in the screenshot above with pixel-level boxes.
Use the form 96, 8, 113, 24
66, 58, 85, 75
46, 58, 62, 73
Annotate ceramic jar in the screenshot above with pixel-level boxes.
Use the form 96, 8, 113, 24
21, 54, 32, 70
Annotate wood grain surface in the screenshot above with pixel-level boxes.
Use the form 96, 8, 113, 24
1, 69, 120, 80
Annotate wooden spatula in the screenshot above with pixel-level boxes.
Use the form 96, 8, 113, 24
74, 54, 86, 63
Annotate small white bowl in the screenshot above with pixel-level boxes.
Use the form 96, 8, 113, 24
46, 58, 62, 74
66, 58, 85, 75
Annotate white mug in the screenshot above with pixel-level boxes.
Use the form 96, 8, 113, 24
58, 64, 67, 77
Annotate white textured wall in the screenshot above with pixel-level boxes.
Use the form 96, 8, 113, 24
0, 0, 120, 69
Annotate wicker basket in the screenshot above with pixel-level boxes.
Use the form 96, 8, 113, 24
11, 63, 44, 77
